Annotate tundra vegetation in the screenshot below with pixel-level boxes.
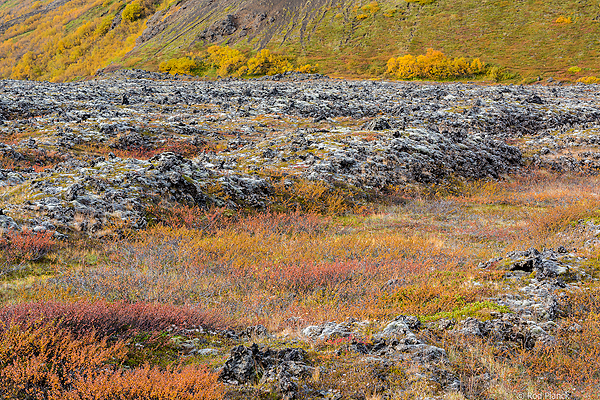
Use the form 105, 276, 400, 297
1, 0, 600, 81
0, 0, 600, 398
1, 75, 600, 398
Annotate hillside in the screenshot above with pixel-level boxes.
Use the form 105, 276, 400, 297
0, 0, 599, 81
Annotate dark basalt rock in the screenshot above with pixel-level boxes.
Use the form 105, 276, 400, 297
219, 343, 308, 399
2, 77, 600, 236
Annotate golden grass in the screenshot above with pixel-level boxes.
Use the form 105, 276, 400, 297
3, 169, 600, 397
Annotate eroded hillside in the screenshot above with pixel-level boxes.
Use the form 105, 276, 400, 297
1, 0, 600, 81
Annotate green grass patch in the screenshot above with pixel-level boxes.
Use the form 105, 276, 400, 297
420, 300, 511, 322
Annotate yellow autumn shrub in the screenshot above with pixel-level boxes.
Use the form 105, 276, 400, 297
206, 45, 247, 76
577, 76, 600, 84
555, 15, 572, 24
387, 49, 486, 80
203, 46, 318, 77
122, 1, 143, 22
159, 56, 203, 75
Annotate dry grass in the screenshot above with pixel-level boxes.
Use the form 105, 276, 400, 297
3, 169, 600, 398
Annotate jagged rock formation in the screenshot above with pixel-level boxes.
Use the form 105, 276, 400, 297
1, 74, 600, 235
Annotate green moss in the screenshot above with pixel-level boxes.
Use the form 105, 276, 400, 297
421, 300, 511, 322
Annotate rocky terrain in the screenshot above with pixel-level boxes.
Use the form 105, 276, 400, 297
168, 244, 584, 399
2, 73, 600, 399
2, 73, 600, 236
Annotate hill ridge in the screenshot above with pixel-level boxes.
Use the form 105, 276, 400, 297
0, 0, 598, 81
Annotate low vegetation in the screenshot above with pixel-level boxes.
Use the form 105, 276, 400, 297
577, 76, 600, 84
1, 0, 599, 81
0, 307, 224, 400
386, 48, 486, 81
3, 164, 600, 397
159, 46, 318, 77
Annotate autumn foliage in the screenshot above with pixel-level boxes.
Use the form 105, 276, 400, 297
387, 48, 486, 80
0, 300, 225, 338
0, 0, 160, 81
159, 46, 318, 77
0, 301, 225, 399
0, 229, 57, 263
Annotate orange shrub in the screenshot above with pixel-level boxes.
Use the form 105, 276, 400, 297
0, 229, 57, 263
0, 320, 127, 400
271, 178, 352, 215
0, 319, 224, 400
65, 364, 223, 400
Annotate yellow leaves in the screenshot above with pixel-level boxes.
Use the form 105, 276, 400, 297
577, 76, 600, 84
361, 2, 380, 14
555, 15, 572, 24
159, 57, 201, 75
387, 48, 486, 81
0, 0, 152, 81
122, 1, 143, 23
246, 48, 275, 75
296, 63, 319, 73
206, 45, 247, 76
203, 45, 318, 77
245, 48, 297, 75
94, 17, 112, 37
470, 57, 485, 74
10, 51, 36, 80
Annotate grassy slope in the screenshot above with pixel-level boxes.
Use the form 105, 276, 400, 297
129, 0, 600, 80
0, 0, 598, 80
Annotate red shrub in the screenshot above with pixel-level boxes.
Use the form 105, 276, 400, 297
146, 203, 232, 231
0, 300, 226, 338
0, 229, 57, 262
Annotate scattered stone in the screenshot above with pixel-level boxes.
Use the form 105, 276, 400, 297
1, 78, 600, 238
480, 247, 573, 280
0, 214, 20, 231
219, 343, 309, 399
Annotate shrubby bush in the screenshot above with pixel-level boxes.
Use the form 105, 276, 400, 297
122, 1, 143, 22
207, 45, 248, 76
244, 49, 293, 75
161, 46, 319, 78
577, 76, 600, 84
386, 48, 486, 81
159, 56, 206, 75
0, 229, 56, 263
485, 65, 517, 82
0, 301, 224, 399
0, 318, 223, 400
0, 300, 224, 337
555, 15, 572, 24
